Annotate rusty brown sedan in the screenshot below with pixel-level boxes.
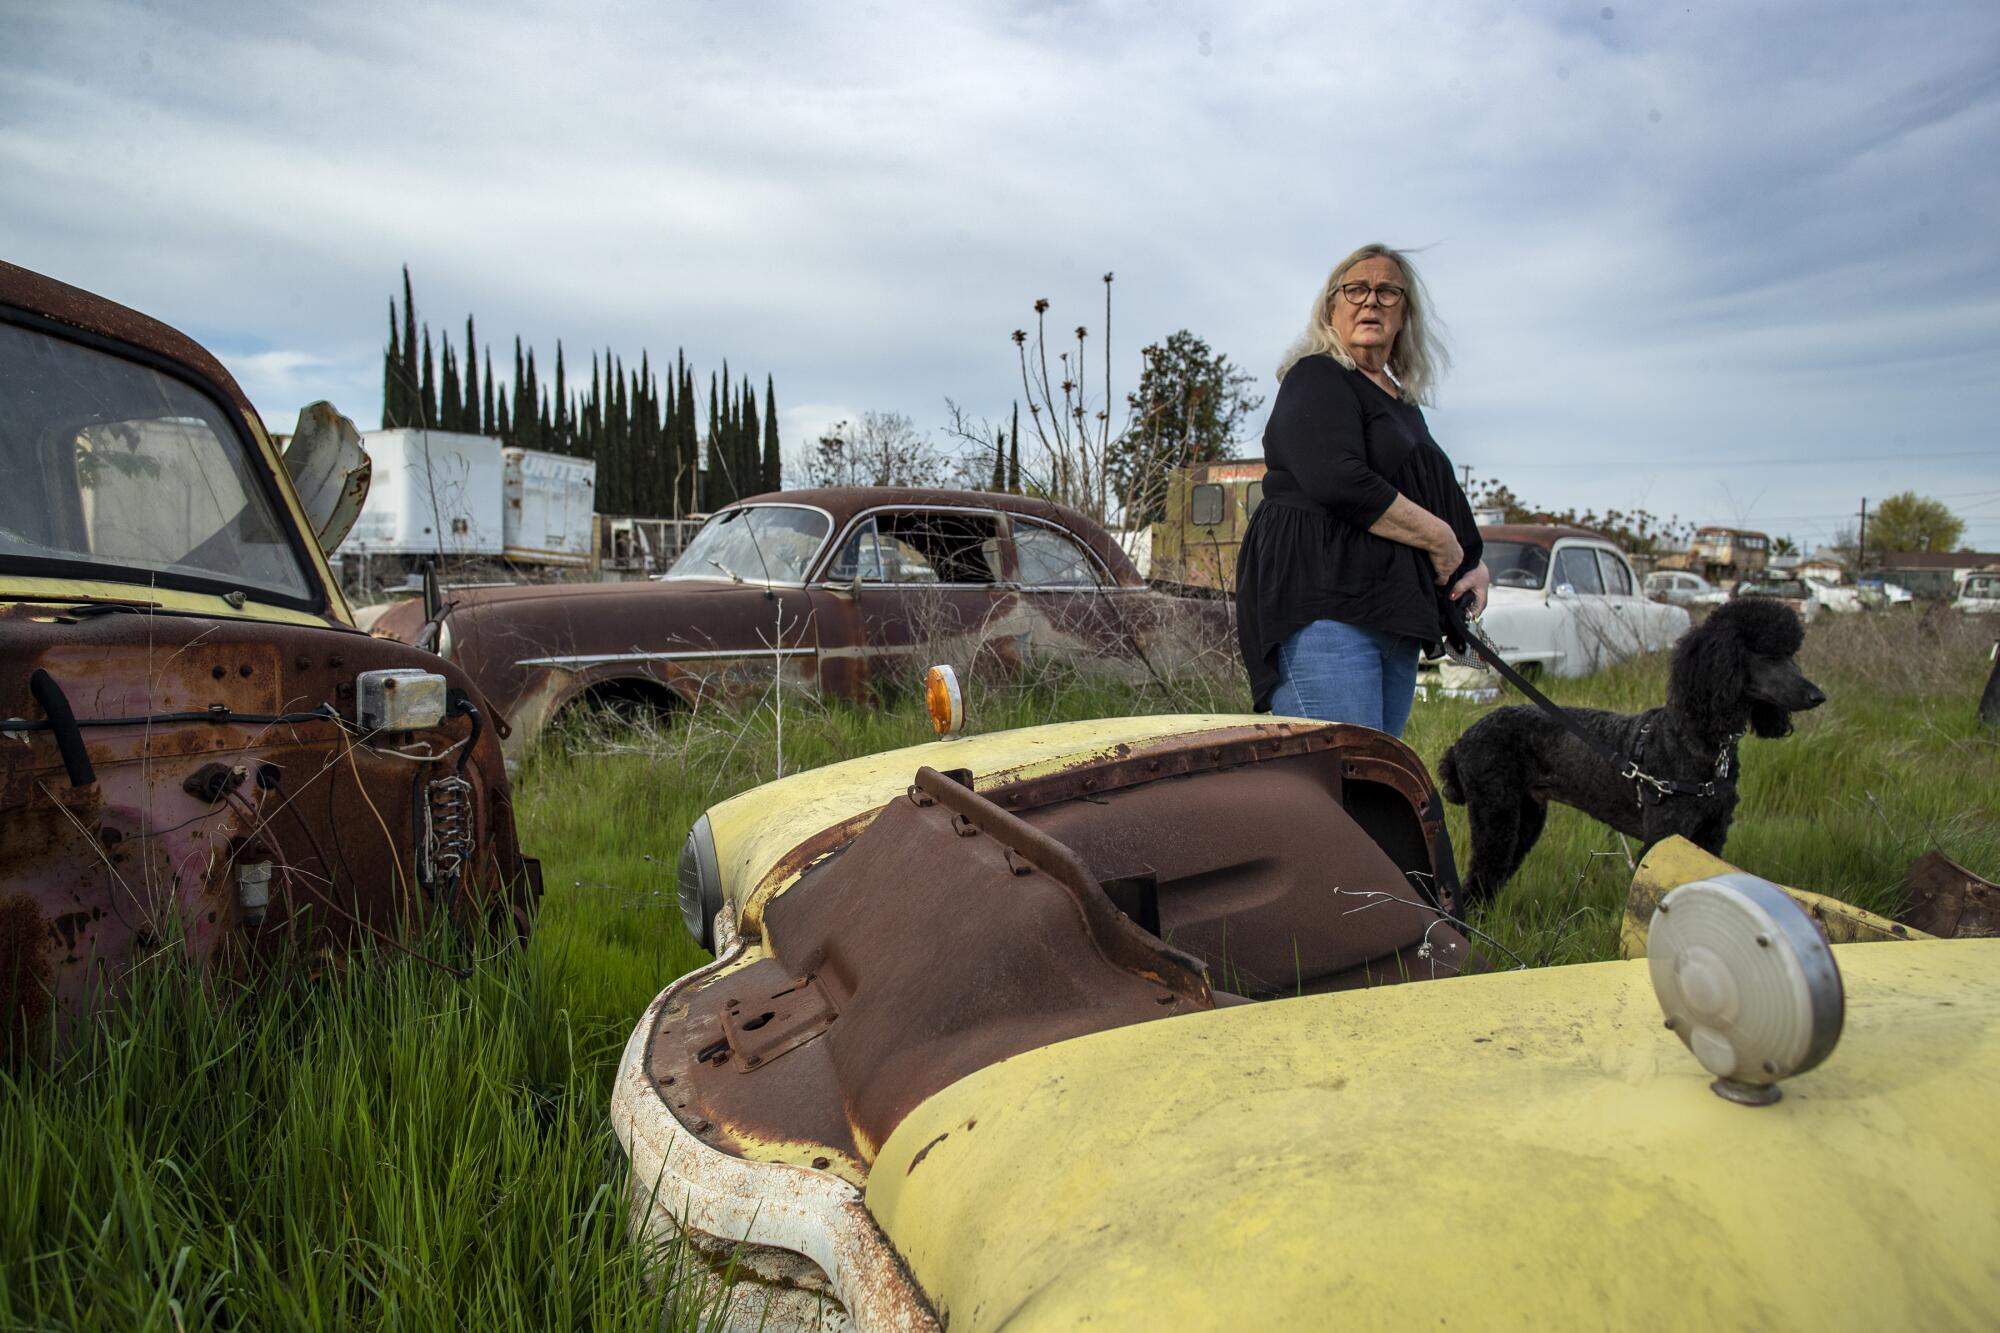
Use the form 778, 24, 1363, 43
1, 261, 537, 1056
375, 488, 1211, 765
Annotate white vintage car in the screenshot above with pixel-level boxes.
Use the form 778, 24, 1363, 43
1460, 524, 1692, 680
1643, 569, 1728, 608
1956, 571, 2000, 614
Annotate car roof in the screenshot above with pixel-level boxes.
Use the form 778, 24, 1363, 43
0, 261, 255, 419
1479, 523, 1616, 550
733, 486, 1143, 585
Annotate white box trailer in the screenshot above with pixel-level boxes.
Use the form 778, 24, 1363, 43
503, 447, 596, 567
339, 429, 505, 559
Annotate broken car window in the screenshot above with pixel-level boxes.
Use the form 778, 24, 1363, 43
0, 322, 313, 602
866, 510, 1001, 585
667, 504, 830, 584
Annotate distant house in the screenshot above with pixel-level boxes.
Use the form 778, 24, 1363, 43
1797, 549, 1849, 584
1877, 550, 2000, 600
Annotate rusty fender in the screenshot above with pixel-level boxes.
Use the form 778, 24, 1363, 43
610, 948, 938, 1332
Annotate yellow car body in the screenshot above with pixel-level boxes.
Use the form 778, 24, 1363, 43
614, 715, 2000, 1331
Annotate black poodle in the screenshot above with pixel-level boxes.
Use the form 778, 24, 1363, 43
1438, 597, 1825, 904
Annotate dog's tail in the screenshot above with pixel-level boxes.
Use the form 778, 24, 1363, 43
1437, 744, 1465, 805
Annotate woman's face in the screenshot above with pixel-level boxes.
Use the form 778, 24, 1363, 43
1329, 255, 1407, 356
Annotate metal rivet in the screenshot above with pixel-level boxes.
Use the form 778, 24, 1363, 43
1663, 1017, 1678, 1030
812, 1156, 830, 1169
1762, 1060, 1779, 1075
1756, 934, 1770, 947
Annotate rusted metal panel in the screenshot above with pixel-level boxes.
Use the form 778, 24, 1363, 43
642, 728, 1469, 1186
1, 603, 536, 1053
1898, 851, 1999, 938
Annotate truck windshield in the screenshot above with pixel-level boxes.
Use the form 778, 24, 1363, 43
0, 322, 313, 603
665, 504, 830, 584
1483, 540, 1551, 590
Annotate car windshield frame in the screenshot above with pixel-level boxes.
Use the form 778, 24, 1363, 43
662, 502, 834, 586
0, 309, 325, 611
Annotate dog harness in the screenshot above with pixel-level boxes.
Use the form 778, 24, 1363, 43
1440, 595, 1745, 808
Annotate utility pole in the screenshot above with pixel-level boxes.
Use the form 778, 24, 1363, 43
1459, 463, 1473, 491
1857, 498, 1869, 573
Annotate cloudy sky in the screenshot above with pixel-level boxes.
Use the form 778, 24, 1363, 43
6, 0, 1997, 550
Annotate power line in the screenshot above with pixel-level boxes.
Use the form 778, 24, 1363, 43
1474, 448, 1991, 470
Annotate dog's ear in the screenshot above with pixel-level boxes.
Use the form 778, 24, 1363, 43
1749, 699, 1793, 739
1670, 611, 1748, 741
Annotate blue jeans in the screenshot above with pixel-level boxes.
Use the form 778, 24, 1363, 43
1270, 619, 1421, 737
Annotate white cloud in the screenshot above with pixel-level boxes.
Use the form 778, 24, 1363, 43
3, 0, 1996, 541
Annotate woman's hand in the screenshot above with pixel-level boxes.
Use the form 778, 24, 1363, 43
1449, 561, 1492, 617
1369, 494, 1463, 585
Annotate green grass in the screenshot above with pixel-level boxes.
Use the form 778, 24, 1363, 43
4, 609, 1996, 1328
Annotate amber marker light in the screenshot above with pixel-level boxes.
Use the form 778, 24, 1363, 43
924, 664, 964, 737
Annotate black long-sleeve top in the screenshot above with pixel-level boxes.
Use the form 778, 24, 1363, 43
1234, 356, 1482, 711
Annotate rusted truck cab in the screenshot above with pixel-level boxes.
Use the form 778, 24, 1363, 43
1, 262, 537, 1053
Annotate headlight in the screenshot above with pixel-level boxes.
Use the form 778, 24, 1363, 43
676, 813, 724, 951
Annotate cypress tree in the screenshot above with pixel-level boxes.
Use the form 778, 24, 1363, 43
990, 425, 1006, 492
463, 317, 480, 436
740, 377, 759, 497
483, 348, 497, 435
554, 342, 568, 453
523, 347, 540, 450
712, 370, 728, 506
400, 267, 419, 423
763, 375, 781, 492
384, 302, 402, 429
1007, 401, 1021, 492
512, 339, 527, 446
496, 393, 511, 441
419, 325, 437, 428
440, 344, 461, 432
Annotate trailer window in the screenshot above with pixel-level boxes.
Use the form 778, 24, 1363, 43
1190, 484, 1224, 526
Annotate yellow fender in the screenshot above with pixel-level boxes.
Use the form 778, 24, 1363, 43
1622, 836, 1931, 958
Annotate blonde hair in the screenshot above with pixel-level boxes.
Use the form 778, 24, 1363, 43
1276, 243, 1449, 405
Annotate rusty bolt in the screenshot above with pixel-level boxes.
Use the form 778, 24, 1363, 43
328, 655, 344, 668
1663, 1017, 1678, 1030
745, 1055, 761, 1068
238, 664, 252, 678
725, 997, 739, 1010
1763, 1060, 1780, 1075
812, 1156, 830, 1170
211, 664, 226, 679
694, 1120, 711, 1133
295, 655, 311, 671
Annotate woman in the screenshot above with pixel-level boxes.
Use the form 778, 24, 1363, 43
1235, 244, 1489, 736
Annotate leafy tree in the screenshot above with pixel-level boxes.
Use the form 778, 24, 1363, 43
1770, 535, 1799, 558
1112, 330, 1262, 526
1868, 492, 1964, 555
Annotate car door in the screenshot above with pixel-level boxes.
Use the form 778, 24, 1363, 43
811, 506, 1009, 693
1548, 542, 1615, 675
1008, 514, 1147, 667
1593, 547, 1651, 658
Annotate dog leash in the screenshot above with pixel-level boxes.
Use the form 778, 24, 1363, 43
1439, 595, 1727, 805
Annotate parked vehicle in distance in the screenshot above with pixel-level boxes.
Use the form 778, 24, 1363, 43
0, 262, 538, 1053
1146, 459, 1267, 593
372, 488, 1225, 765
1735, 576, 1823, 623
1644, 569, 1729, 608
1455, 524, 1691, 680
1956, 571, 2000, 613
610, 712, 2000, 1330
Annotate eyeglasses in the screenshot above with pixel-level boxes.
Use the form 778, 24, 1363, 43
1336, 282, 1406, 307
